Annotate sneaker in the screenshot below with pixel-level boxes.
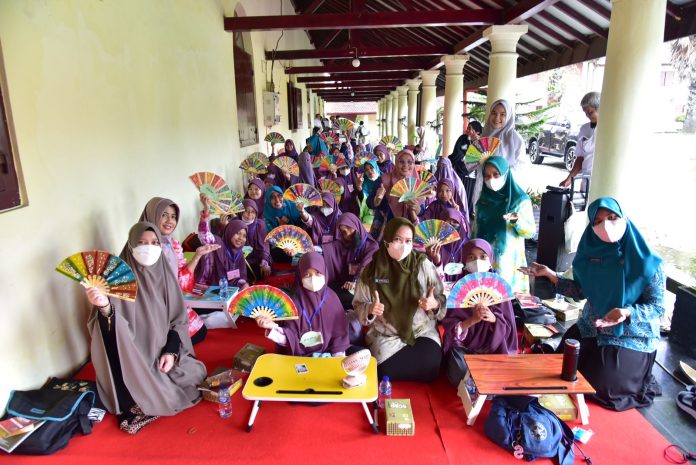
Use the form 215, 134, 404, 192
676, 386, 696, 422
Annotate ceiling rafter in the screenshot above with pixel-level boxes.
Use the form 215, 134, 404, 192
265, 45, 451, 60
553, 3, 608, 39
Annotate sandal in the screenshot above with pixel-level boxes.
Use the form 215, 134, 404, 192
118, 405, 159, 434
676, 389, 696, 421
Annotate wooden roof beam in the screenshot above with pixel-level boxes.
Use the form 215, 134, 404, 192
537, 12, 591, 46
286, 63, 423, 74
265, 45, 451, 60
553, 3, 608, 39
224, 10, 500, 31
306, 81, 403, 88
298, 71, 413, 82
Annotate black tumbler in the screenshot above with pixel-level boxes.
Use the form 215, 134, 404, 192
561, 339, 580, 382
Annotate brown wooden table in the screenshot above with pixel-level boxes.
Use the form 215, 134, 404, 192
458, 354, 596, 426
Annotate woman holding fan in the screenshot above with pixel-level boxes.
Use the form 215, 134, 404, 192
353, 218, 446, 382
442, 238, 518, 387
85, 222, 206, 434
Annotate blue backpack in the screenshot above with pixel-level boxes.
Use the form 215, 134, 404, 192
484, 396, 576, 465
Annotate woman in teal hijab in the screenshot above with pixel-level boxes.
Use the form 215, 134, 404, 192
520, 197, 665, 411
474, 156, 535, 293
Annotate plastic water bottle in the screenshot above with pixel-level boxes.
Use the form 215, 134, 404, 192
378, 376, 392, 409
219, 277, 229, 299
218, 384, 232, 419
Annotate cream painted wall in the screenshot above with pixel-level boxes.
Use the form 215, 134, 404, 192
0, 0, 319, 411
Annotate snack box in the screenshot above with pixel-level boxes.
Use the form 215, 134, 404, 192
539, 394, 578, 421
234, 343, 266, 372
386, 399, 415, 436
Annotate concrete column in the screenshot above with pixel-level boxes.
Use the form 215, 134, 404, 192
482, 25, 528, 112
589, 0, 667, 209
441, 54, 470, 157
385, 95, 393, 138
397, 85, 409, 144
419, 69, 440, 157
390, 90, 399, 136
406, 78, 421, 146
378, 98, 385, 138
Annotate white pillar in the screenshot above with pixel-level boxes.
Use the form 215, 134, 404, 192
589, 0, 667, 210
379, 98, 385, 138
406, 78, 421, 146
482, 25, 528, 112
419, 70, 440, 158
397, 85, 408, 145
385, 95, 393, 138
390, 90, 399, 136
441, 54, 470, 157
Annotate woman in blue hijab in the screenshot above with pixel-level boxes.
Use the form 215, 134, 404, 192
263, 186, 303, 263
520, 197, 664, 411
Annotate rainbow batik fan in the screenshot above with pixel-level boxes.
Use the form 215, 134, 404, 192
273, 156, 300, 176
414, 220, 460, 247
318, 155, 350, 172
264, 132, 285, 144
418, 170, 437, 187
389, 177, 431, 202
446, 272, 514, 309
227, 191, 246, 215
250, 152, 270, 165
283, 183, 323, 208
265, 225, 313, 256
189, 172, 234, 215
380, 135, 403, 151
318, 178, 344, 200
354, 151, 377, 167
320, 132, 339, 145
229, 285, 298, 321
336, 117, 355, 132
56, 251, 138, 302
240, 156, 268, 175
464, 137, 501, 172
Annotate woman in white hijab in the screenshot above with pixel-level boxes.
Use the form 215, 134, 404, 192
472, 99, 526, 206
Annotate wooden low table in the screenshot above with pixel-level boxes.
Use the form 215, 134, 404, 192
458, 354, 596, 426
243, 354, 379, 433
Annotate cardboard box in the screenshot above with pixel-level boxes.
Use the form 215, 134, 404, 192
386, 399, 415, 436
542, 299, 581, 321
233, 343, 266, 372
523, 323, 556, 346
539, 394, 578, 421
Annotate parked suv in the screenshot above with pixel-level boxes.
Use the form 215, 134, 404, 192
527, 114, 585, 171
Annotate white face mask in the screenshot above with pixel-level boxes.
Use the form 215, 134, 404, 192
485, 175, 506, 191
366, 172, 378, 181
302, 275, 325, 292
132, 244, 162, 266
242, 218, 255, 225
321, 207, 334, 217
592, 217, 627, 243
339, 169, 350, 176
387, 241, 412, 261
465, 259, 491, 274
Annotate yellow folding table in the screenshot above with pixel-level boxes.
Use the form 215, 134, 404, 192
242, 353, 379, 432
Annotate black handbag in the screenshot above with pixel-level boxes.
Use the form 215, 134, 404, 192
4, 388, 94, 455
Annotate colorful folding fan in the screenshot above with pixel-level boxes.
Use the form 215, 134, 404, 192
264, 132, 285, 144
273, 156, 300, 176
283, 183, 323, 208
264, 225, 313, 257
318, 155, 350, 172
189, 172, 234, 215
229, 285, 299, 321
250, 152, 270, 165
418, 170, 437, 187
389, 177, 432, 202
56, 251, 138, 302
336, 117, 355, 132
240, 156, 268, 175
446, 272, 514, 309
227, 191, 246, 215
354, 151, 377, 167
414, 220, 461, 248
464, 137, 501, 172
380, 135, 403, 151
318, 178, 344, 200
320, 132, 339, 145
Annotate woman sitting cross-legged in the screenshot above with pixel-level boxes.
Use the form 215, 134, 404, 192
520, 197, 665, 411
352, 218, 446, 382
85, 222, 206, 434
256, 252, 350, 357
442, 238, 518, 387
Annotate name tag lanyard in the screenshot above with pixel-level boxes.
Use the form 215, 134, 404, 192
299, 287, 328, 331
352, 233, 369, 263
225, 247, 243, 270
446, 239, 466, 264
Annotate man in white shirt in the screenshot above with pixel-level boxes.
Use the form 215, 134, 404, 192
560, 92, 600, 188
355, 121, 369, 144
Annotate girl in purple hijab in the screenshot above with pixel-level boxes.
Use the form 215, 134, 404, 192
297, 151, 317, 187
256, 252, 350, 357
374, 144, 394, 173
298, 191, 342, 245
284, 139, 299, 160
442, 238, 518, 387
239, 199, 272, 281
435, 156, 470, 223
244, 179, 266, 217
322, 213, 380, 309
425, 208, 470, 282
421, 179, 463, 223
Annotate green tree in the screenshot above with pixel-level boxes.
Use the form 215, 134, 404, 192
670, 35, 696, 133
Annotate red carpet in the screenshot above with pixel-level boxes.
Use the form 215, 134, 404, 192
3, 317, 674, 464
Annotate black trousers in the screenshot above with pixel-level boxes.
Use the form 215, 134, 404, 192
378, 337, 442, 383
